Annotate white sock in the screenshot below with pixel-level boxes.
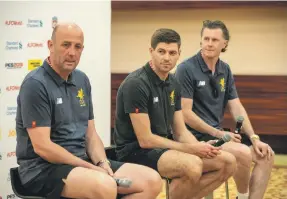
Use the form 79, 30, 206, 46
237, 192, 249, 199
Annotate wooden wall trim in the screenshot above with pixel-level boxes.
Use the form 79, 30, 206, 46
112, 1, 287, 11
111, 74, 287, 135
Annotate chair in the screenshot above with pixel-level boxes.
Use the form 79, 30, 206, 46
204, 181, 229, 199
204, 127, 232, 199
10, 146, 119, 199
10, 167, 45, 199
106, 146, 170, 199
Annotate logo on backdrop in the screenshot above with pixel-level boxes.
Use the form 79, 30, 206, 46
7, 172, 11, 182
6, 194, 16, 199
6, 107, 17, 115
28, 59, 42, 71
5, 41, 22, 50
27, 19, 43, 27
52, 16, 58, 29
5, 62, 23, 69
7, 151, 16, 158
5, 20, 23, 26
27, 42, 44, 48
6, 86, 20, 91
8, 129, 16, 138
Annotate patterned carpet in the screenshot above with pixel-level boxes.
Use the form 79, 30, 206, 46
156, 167, 287, 199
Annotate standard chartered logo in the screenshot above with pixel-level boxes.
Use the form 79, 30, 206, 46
5, 41, 22, 50
27, 19, 43, 28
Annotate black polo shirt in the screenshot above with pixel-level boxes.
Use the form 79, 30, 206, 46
175, 51, 238, 138
114, 62, 181, 160
16, 59, 93, 185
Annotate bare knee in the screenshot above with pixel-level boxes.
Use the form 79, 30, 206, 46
142, 169, 163, 196
90, 176, 117, 199
62, 167, 117, 199
88, 176, 117, 199
231, 144, 252, 167
219, 151, 237, 180
255, 151, 275, 169
183, 156, 203, 183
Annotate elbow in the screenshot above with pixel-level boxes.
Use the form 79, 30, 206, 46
33, 142, 51, 159
138, 136, 153, 149
182, 109, 190, 122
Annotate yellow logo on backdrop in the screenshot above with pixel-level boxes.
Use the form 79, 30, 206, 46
28, 59, 42, 71
8, 129, 16, 137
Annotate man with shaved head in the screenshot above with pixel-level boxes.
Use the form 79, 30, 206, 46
16, 23, 162, 199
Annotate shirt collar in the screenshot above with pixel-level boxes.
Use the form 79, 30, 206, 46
43, 56, 76, 86
196, 51, 224, 75
144, 61, 171, 87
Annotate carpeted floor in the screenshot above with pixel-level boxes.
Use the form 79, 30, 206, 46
156, 155, 287, 199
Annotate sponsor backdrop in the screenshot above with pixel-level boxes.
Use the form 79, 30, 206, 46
0, 1, 111, 197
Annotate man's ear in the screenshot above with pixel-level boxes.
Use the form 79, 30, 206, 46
149, 47, 154, 55
47, 40, 54, 53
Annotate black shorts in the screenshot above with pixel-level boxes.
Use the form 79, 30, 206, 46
23, 159, 124, 199
196, 132, 252, 146
120, 148, 169, 172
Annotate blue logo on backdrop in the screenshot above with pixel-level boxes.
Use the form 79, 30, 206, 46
5, 41, 22, 50
6, 107, 17, 115
27, 19, 43, 27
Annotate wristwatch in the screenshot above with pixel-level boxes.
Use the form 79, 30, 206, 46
250, 134, 260, 141
97, 159, 111, 167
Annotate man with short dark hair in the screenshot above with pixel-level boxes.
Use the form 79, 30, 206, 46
16, 22, 162, 199
175, 20, 274, 199
114, 28, 237, 199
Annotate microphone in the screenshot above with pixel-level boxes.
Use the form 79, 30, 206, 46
212, 133, 232, 147
235, 116, 244, 134
114, 178, 132, 188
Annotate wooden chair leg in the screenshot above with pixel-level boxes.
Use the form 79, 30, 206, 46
205, 192, 214, 199
165, 178, 170, 199
225, 181, 229, 199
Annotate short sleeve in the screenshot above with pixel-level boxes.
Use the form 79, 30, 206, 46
19, 78, 51, 128
85, 76, 94, 120
174, 82, 182, 111
122, 79, 149, 114
175, 62, 195, 99
227, 67, 238, 100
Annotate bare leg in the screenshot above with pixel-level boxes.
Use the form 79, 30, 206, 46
192, 151, 237, 199
222, 142, 253, 194
61, 167, 117, 199
157, 150, 203, 199
249, 146, 274, 199
114, 163, 162, 199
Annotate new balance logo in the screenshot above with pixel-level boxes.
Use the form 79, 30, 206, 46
56, 98, 62, 104
153, 97, 159, 103
198, 81, 206, 87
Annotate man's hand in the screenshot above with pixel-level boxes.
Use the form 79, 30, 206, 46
89, 164, 112, 175
186, 142, 221, 159
216, 130, 241, 143
252, 140, 274, 160
98, 162, 114, 176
